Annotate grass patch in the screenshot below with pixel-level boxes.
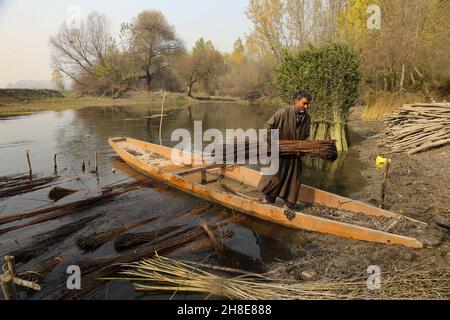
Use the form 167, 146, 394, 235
361, 91, 427, 120
0, 111, 35, 118
0, 91, 191, 114
0, 90, 251, 116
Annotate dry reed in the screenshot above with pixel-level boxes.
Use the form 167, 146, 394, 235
118, 256, 450, 300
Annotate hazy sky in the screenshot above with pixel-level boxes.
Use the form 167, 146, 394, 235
0, 0, 251, 87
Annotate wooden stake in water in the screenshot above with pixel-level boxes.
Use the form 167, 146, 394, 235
4, 256, 17, 277
25, 149, 32, 177
159, 91, 166, 146
381, 161, 390, 209
53, 153, 58, 174
1, 256, 40, 294
1, 271, 18, 300
95, 152, 99, 174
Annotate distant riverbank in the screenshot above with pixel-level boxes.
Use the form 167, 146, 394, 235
0, 89, 254, 117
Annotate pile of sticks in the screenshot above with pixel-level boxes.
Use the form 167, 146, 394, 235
378, 103, 450, 155
208, 140, 338, 162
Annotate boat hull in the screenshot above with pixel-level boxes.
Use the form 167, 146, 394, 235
109, 137, 424, 248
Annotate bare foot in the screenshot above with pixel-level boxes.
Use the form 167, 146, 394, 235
262, 196, 276, 205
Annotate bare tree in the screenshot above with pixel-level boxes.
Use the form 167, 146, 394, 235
177, 38, 224, 97
49, 11, 112, 87
124, 10, 183, 91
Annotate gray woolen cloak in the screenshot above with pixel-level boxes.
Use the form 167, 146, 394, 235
257, 105, 311, 204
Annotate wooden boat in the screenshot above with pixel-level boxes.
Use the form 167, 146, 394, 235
109, 137, 425, 248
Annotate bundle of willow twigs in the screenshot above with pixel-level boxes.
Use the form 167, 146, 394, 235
11, 215, 101, 264
377, 103, 450, 155
119, 256, 450, 300
114, 225, 181, 252
113, 203, 214, 252
18, 256, 63, 285
279, 140, 338, 161
0, 180, 146, 235
76, 216, 160, 252
0, 175, 58, 199
206, 140, 338, 162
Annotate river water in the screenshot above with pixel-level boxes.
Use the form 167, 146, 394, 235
0, 102, 367, 299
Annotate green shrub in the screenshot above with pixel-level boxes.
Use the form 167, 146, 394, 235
274, 44, 362, 151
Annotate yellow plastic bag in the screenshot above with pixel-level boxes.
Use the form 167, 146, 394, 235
376, 155, 390, 170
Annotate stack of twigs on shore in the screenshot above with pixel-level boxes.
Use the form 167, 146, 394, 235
206, 140, 338, 162
377, 103, 450, 155
119, 256, 450, 300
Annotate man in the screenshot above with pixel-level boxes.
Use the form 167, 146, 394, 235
258, 91, 312, 211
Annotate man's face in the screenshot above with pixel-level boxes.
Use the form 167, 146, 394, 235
294, 97, 310, 112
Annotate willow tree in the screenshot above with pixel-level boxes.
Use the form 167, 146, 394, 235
275, 44, 361, 152
49, 11, 112, 89
176, 38, 224, 97
124, 10, 183, 91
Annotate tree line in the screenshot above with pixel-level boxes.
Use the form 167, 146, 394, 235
50, 1, 450, 99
